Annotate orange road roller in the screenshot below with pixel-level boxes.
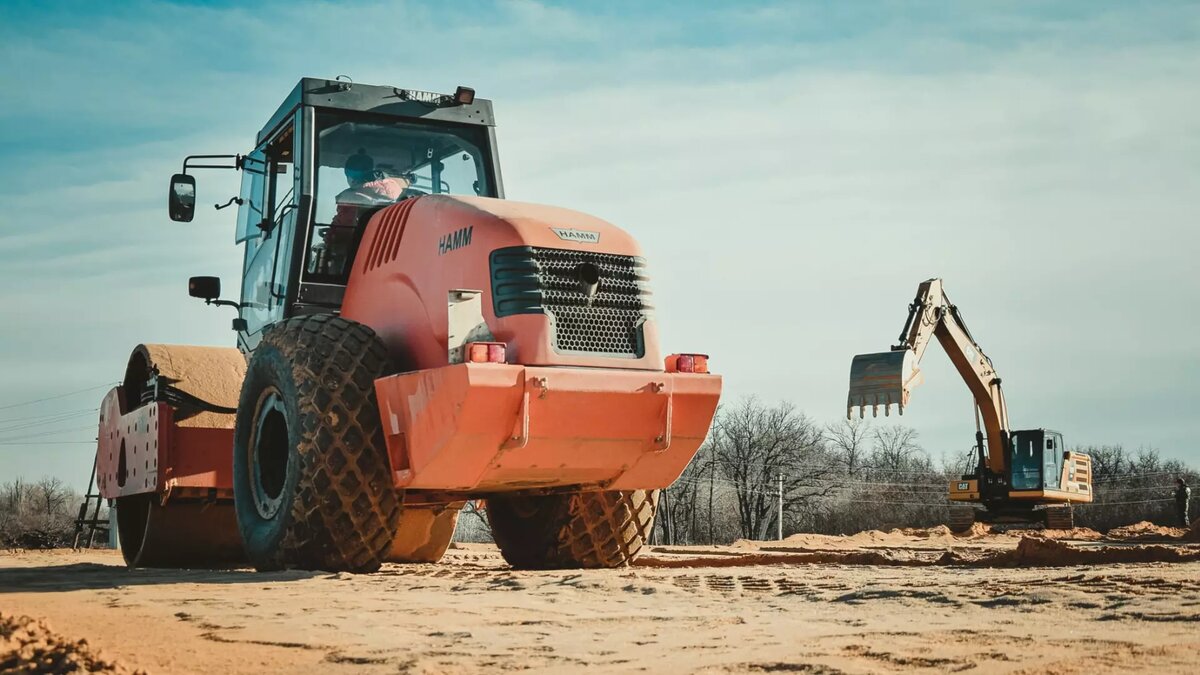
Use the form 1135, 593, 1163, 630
95, 78, 721, 571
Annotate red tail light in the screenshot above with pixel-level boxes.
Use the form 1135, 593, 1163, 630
466, 342, 507, 363
666, 353, 710, 374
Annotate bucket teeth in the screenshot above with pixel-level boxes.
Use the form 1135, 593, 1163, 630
846, 350, 922, 420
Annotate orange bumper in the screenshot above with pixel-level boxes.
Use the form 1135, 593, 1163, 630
374, 364, 721, 492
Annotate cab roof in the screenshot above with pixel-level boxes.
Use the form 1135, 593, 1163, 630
258, 77, 495, 145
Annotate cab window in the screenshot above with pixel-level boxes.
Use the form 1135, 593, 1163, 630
304, 111, 494, 281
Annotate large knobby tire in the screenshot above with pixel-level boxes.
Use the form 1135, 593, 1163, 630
487, 490, 657, 570
233, 314, 399, 572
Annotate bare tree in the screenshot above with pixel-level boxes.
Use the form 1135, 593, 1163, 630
824, 417, 871, 477
452, 500, 493, 544
35, 477, 70, 517
709, 397, 840, 540
658, 442, 713, 545
868, 425, 924, 476
0, 476, 82, 548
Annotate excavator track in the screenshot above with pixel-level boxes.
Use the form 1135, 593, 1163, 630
948, 505, 977, 534
1043, 505, 1075, 530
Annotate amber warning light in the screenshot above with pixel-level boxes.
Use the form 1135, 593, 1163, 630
454, 86, 475, 105
665, 353, 709, 374
466, 342, 507, 363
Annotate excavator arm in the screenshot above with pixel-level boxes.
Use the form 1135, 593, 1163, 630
847, 278, 1010, 474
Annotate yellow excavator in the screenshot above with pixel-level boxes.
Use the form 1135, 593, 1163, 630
847, 278, 1092, 531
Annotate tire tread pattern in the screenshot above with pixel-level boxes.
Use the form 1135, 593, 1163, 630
489, 490, 656, 570
250, 314, 398, 572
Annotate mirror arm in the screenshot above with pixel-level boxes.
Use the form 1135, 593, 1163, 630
204, 298, 242, 310
182, 154, 244, 173
215, 196, 243, 211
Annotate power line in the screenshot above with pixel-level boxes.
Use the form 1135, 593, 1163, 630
0, 407, 98, 426
0, 409, 98, 435
1094, 484, 1182, 495
1077, 497, 1176, 507
0, 383, 115, 412
1094, 471, 1182, 484
0, 424, 97, 444
0, 441, 94, 446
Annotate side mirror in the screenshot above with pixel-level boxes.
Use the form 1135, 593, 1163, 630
188, 276, 221, 301
169, 174, 196, 222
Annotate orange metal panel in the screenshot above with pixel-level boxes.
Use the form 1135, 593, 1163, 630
166, 426, 236, 491
96, 386, 235, 501
97, 388, 164, 499
342, 196, 664, 374
375, 363, 721, 492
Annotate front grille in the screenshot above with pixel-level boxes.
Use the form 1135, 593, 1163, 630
491, 246, 652, 356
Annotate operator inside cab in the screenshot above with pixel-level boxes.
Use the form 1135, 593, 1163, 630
305, 112, 492, 280
332, 149, 411, 228
319, 150, 415, 272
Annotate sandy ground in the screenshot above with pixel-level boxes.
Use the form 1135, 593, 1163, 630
3, 525, 1200, 674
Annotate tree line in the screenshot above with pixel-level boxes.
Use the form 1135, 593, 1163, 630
0, 477, 87, 548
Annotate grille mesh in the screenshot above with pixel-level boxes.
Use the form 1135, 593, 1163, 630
491, 247, 652, 356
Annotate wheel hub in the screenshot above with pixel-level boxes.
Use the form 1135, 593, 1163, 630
250, 388, 290, 519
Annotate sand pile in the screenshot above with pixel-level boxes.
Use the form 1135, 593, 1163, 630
959, 522, 994, 538
771, 525, 983, 550
1039, 527, 1103, 540
977, 535, 1200, 567
1107, 521, 1188, 540
0, 613, 141, 674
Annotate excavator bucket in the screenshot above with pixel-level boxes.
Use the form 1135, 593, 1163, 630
847, 349, 922, 419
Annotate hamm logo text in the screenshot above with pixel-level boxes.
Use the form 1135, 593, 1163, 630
552, 227, 600, 244
438, 226, 473, 255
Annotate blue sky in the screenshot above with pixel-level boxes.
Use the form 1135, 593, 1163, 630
1, 1, 1198, 489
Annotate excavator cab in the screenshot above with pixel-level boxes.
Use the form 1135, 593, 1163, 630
1009, 429, 1064, 491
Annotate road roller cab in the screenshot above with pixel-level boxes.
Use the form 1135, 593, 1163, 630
101, 78, 721, 572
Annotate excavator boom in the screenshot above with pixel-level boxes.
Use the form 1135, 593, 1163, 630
846, 278, 1092, 531
847, 278, 1009, 473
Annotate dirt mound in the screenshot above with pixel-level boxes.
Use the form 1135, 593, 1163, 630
958, 522, 994, 538
0, 613, 142, 674
979, 535, 1200, 567
894, 525, 952, 538
637, 548, 937, 568
1107, 521, 1187, 540
1040, 527, 1103, 540
1190, 520, 1200, 542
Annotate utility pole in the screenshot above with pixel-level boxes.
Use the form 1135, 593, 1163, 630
708, 459, 715, 545
777, 474, 784, 540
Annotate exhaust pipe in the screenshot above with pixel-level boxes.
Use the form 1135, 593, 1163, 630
575, 262, 600, 304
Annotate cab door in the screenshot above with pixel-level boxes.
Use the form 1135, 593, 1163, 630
1010, 431, 1043, 490
237, 115, 300, 351
1043, 433, 1065, 489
